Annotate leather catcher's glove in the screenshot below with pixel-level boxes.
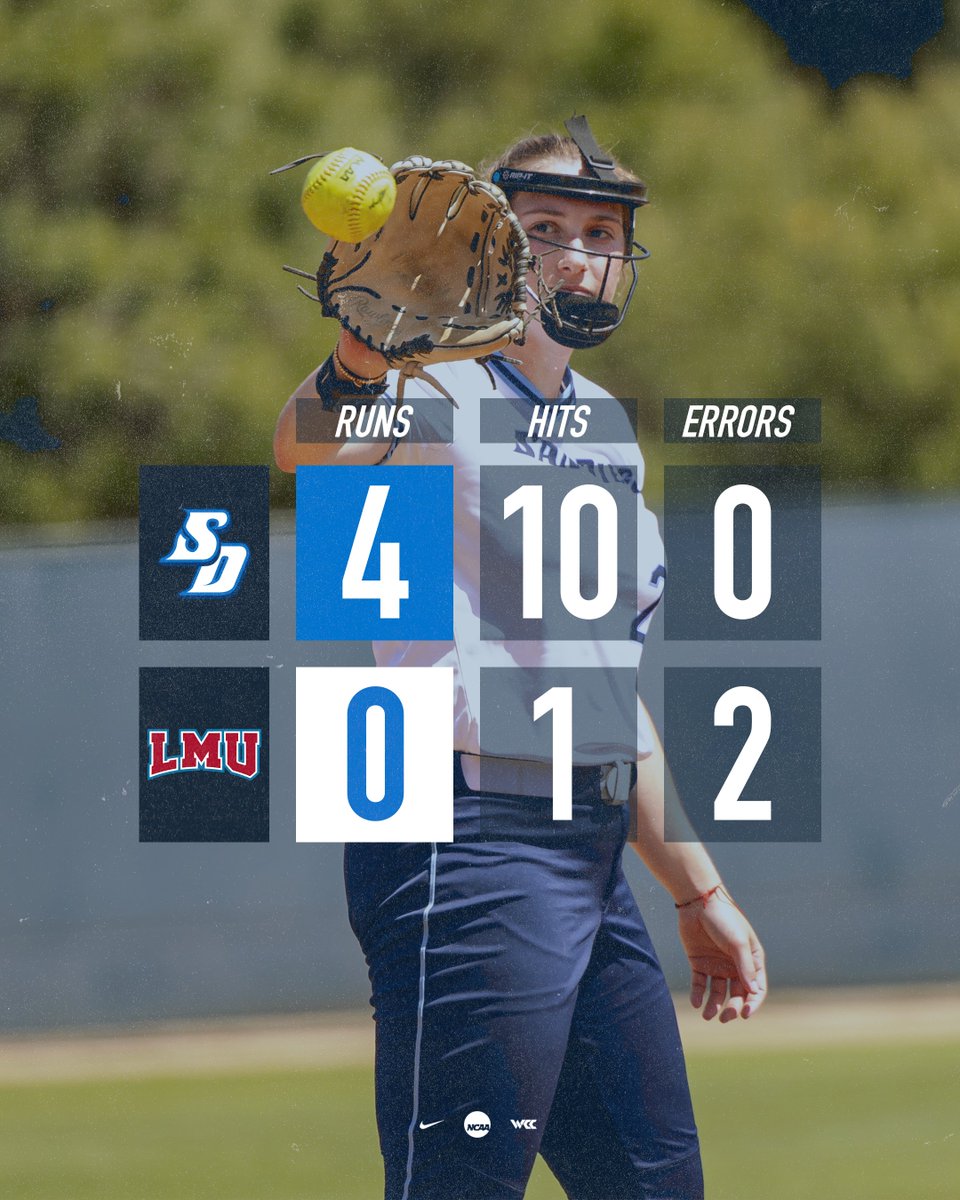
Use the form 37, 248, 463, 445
281, 156, 531, 397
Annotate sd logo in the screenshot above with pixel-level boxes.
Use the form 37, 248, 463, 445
139, 466, 269, 641
160, 510, 249, 597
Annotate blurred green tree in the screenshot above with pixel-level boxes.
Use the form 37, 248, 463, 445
1, 0, 959, 522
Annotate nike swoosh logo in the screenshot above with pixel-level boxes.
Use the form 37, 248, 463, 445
418, 1120, 444, 1130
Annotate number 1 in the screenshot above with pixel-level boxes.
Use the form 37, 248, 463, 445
533, 686, 573, 821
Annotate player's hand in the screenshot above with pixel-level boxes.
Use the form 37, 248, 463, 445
676, 889, 767, 1022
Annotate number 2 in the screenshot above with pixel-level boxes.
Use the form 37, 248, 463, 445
713, 686, 772, 821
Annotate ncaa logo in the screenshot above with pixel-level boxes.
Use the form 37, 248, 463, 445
463, 1110, 491, 1138
160, 509, 249, 597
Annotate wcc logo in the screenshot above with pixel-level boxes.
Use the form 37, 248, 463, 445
160, 509, 250, 597
139, 466, 269, 641
139, 668, 269, 842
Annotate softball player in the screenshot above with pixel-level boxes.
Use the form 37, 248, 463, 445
276, 119, 767, 1200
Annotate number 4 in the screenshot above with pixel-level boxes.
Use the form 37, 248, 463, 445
342, 485, 410, 618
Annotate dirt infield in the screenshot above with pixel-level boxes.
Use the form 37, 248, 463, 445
0, 984, 957, 1084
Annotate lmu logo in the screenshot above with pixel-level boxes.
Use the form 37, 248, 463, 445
147, 729, 262, 779
140, 667, 269, 842
160, 509, 250, 597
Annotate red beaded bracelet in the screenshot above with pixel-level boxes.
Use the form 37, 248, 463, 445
675, 884, 724, 910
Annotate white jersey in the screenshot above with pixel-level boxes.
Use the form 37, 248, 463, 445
370, 356, 665, 762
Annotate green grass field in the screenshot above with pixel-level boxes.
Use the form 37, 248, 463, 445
0, 1041, 957, 1199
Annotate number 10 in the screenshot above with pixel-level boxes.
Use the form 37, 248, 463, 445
504, 484, 619, 620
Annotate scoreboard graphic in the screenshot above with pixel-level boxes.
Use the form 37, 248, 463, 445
138, 398, 821, 848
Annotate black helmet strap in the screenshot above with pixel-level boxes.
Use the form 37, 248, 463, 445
563, 114, 619, 183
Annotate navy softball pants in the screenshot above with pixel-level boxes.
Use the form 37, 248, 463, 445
343, 757, 703, 1200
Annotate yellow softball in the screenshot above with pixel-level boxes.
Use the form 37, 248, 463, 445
300, 147, 397, 242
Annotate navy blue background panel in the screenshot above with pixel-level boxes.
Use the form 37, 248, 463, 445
139, 466, 269, 641
741, 0, 942, 88
139, 667, 269, 842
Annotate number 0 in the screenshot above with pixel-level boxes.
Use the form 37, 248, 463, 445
346, 686, 404, 821
713, 484, 771, 620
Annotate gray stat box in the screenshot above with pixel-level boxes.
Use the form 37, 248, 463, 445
477, 666, 640, 766
479, 466, 640, 642
664, 465, 821, 641
481, 395, 639, 445
664, 667, 821, 844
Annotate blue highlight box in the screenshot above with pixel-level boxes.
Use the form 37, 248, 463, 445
296, 465, 454, 641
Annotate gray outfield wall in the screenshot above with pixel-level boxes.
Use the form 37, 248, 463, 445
1, 498, 957, 1031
